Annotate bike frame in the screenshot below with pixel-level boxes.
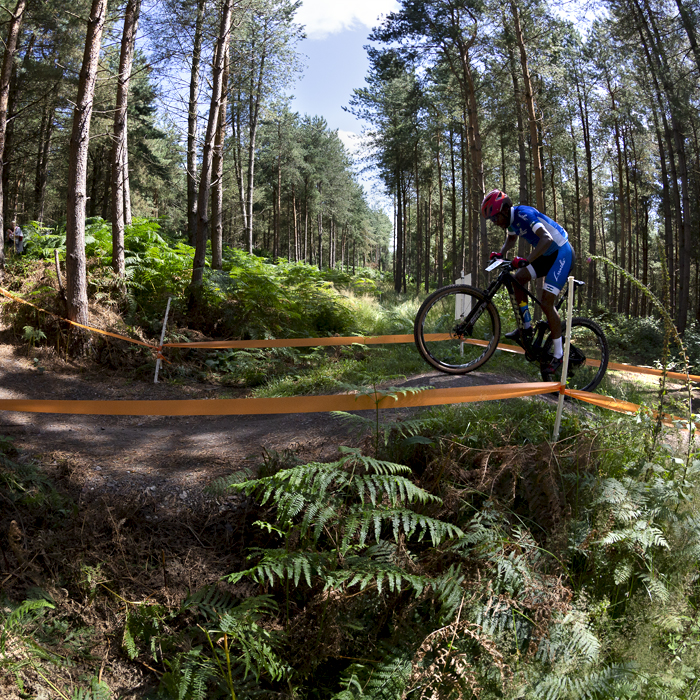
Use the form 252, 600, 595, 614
461, 259, 580, 363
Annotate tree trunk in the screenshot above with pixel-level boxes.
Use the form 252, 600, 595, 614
111, 0, 140, 277
0, 0, 26, 267
246, 38, 267, 253
66, 0, 108, 325
674, 0, 700, 73
191, 0, 233, 288
394, 173, 403, 293
436, 128, 445, 288
509, 46, 528, 207
631, 0, 692, 330
415, 152, 422, 292
34, 85, 58, 222
273, 121, 281, 259
292, 185, 298, 262
575, 70, 596, 306
426, 184, 432, 292
449, 124, 458, 280
211, 46, 229, 270
231, 87, 248, 239
187, 0, 205, 246
511, 0, 544, 211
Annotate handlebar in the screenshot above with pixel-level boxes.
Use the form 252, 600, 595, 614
485, 258, 516, 272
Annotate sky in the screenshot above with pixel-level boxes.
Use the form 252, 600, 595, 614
290, 0, 400, 152
289, 0, 399, 207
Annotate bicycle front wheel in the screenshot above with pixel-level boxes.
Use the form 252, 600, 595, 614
414, 285, 501, 374
540, 317, 609, 392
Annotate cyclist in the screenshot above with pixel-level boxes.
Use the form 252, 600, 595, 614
481, 189, 575, 374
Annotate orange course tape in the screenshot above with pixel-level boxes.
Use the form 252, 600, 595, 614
0, 382, 559, 416
4, 285, 697, 382
160, 335, 525, 352
564, 388, 695, 428
0, 287, 157, 349
564, 389, 642, 415
604, 360, 700, 383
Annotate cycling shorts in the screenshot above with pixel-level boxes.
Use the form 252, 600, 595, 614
525, 242, 575, 294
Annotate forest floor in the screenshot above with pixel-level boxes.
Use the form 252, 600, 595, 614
0, 340, 558, 518
0, 337, 687, 698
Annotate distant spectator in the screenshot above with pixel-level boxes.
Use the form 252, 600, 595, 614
9, 221, 23, 254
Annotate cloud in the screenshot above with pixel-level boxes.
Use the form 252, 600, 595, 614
296, 0, 399, 40
337, 130, 360, 152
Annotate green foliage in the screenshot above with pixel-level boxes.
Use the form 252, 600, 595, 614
332, 384, 435, 456
69, 678, 112, 700
123, 603, 170, 662
154, 588, 288, 699
0, 439, 70, 513
0, 597, 55, 656
570, 453, 700, 609
22, 325, 47, 358
224, 447, 462, 594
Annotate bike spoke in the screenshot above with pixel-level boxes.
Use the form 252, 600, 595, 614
414, 287, 500, 374
541, 317, 608, 392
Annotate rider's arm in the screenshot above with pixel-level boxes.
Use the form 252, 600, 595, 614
526, 225, 553, 263
499, 233, 518, 257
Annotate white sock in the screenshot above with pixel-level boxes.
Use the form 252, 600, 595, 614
553, 337, 563, 359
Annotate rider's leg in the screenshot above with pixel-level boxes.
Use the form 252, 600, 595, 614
541, 290, 563, 358
512, 268, 531, 305
539, 243, 573, 360
505, 268, 535, 341
541, 290, 561, 337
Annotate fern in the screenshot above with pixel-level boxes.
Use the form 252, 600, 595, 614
160, 648, 216, 700
532, 662, 636, 700
429, 565, 468, 622
213, 614, 289, 682
121, 603, 174, 662
0, 598, 55, 653
325, 557, 430, 596
70, 678, 112, 700
333, 646, 412, 700
227, 549, 332, 588
578, 464, 700, 605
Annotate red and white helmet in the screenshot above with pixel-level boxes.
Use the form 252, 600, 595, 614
481, 189, 512, 219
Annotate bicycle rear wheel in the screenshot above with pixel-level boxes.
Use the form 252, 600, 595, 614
540, 317, 608, 391
414, 285, 501, 374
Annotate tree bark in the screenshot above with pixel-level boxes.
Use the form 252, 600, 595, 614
629, 0, 691, 330
0, 0, 26, 267
187, 0, 205, 246
245, 33, 267, 253
511, 0, 544, 211
191, 0, 233, 288
575, 67, 596, 306
674, 0, 700, 73
211, 45, 229, 270
34, 88, 57, 222
66, 0, 108, 325
435, 128, 445, 288
111, 0, 141, 277
394, 172, 403, 292
449, 125, 458, 280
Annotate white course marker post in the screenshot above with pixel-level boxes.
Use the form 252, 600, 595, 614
455, 270, 472, 355
553, 276, 575, 441
154, 296, 172, 384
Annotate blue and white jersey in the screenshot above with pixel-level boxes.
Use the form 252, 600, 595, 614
508, 205, 568, 256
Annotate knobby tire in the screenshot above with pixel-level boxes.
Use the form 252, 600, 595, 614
414, 285, 501, 375
540, 316, 609, 392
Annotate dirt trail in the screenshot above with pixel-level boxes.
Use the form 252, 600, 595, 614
0, 343, 556, 511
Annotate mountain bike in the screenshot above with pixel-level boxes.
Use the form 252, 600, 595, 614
413, 258, 609, 391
